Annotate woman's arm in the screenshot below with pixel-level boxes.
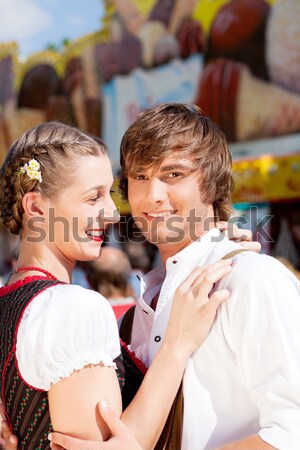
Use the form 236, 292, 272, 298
0, 403, 143, 450
121, 260, 231, 449
215, 435, 276, 450
216, 221, 261, 252
1, 261, 231, 449
48, 364, 122, 441
49, 260, 232, 450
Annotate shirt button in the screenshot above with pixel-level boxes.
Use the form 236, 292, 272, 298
154, 336, 161, 342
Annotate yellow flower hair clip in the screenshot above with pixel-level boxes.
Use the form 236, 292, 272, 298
17, 158, 42, 183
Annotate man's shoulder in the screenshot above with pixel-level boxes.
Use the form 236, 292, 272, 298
224, 250, 300, 300
230, 251, 288, 277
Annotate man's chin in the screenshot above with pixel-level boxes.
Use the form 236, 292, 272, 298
145, 232, 186, 246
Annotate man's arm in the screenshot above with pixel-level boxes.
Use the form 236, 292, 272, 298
0, 421, 18, 450
50, 401, 143, 450
221, 255, 300, 450
216, 435, 277, 450
0, 402, 143, 450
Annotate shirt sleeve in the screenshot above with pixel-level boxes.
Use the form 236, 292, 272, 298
223, 253, 300, 450
16, 284, 121, 391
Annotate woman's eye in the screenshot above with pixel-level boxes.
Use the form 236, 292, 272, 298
90, 196, 100, 202
135, 175, 146, 180
168, 172, 181, 178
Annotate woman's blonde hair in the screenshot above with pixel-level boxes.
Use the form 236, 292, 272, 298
0, 122, 107, 234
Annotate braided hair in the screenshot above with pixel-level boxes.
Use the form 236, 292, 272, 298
0, 122, 107, 234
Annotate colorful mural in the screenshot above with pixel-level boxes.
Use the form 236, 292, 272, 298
0, 0, 299, 204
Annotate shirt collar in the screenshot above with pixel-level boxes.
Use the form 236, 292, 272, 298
165, 227, 224, 269
140, 227, 224, 286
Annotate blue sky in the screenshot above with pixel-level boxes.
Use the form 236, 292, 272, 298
0, 0, 105, 57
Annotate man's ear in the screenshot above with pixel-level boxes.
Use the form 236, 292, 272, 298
22, 192, 45, 218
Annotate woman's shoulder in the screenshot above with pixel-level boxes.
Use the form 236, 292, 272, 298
17, 284, 120, 391
37, 283, 110, 310
22, 283, 116, 332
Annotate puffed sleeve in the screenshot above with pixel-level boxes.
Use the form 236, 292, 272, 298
224, 253, 300, 450
16, 284, 121, 391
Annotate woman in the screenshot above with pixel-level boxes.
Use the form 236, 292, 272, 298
0, 122, 233, 450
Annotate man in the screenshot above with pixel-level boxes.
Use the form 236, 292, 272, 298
3, 104, 300, 449
116, 104, 300, 449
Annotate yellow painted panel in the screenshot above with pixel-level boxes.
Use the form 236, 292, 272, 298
233, 154, 300, 202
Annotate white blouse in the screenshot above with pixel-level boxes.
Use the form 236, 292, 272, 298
16, 284, 121, 391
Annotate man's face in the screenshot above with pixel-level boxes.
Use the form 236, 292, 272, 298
127, 155, 215, 253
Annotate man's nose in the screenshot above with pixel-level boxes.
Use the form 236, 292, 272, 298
146, 178, 168, 204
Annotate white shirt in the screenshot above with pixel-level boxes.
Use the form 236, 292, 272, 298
16, 284, 120, 390
130, 228, 300, 450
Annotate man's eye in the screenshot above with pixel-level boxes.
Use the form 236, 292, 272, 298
168, 172, 181, 178
135, 175, 146, 180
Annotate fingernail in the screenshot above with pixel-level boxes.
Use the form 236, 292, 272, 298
100, 399, 108, 409
48, 433, 52, 441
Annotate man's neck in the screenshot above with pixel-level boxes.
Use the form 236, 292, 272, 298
150, 292, 160, 311
158, 229, 211, 267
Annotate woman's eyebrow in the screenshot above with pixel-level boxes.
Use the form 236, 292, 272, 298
82, 184, 111, 194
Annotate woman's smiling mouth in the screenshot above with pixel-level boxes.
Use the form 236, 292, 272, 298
85, 229, 105, 242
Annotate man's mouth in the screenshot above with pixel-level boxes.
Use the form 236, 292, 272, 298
85, 229, 105, 242
144, 210, 177, 219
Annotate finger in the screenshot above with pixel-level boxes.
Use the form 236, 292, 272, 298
236, 227, 252, 241
218, 222, 253, 242
3, 435, 18, 450
190, 259, 232, 288
207, 289, 230, 316
1, 421, 12, 442
188, 259, 232, 289
209, 289, 230, 309
98, 401, 127, 439
239, 241, 261, 252
228, 224, 253, 242
192, 264, 232, 299
178, 266, 205, 290
49, 432, 102, 450
51, 444, 65, 450
215, 221, 228, 231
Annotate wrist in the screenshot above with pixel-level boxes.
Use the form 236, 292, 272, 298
159, 339, 191, 366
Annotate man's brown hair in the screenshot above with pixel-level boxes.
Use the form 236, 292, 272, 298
119, 103, 233, 221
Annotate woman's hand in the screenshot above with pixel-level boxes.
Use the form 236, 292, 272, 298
50, 401, 142, 450
164, 259, 232, 357
216, 221, 261, 252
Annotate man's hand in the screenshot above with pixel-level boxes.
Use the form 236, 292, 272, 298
0, 401, 18, 450
0, 421, 18, 450
216, 221, 261, 252
50, 401, 142, 450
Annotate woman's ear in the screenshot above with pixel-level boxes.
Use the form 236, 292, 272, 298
22, 192, 45, 218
